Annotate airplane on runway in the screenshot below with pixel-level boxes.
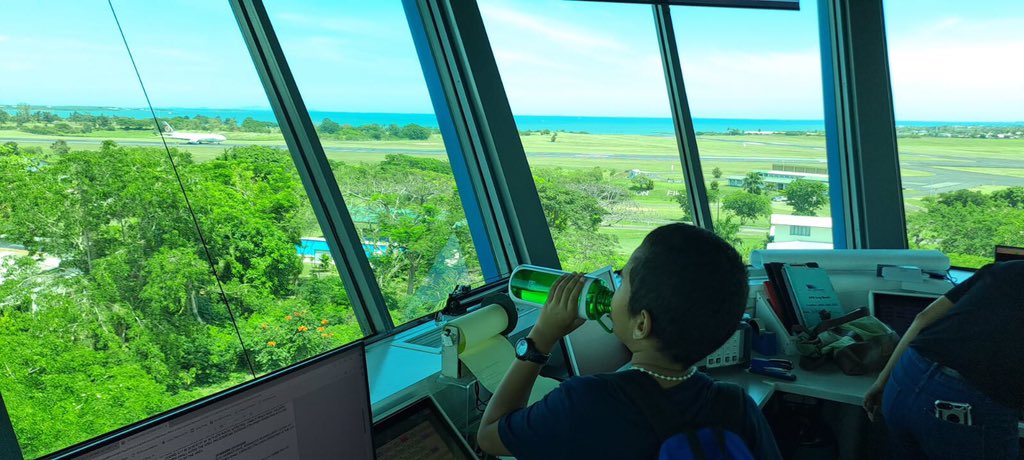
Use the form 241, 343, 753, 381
160, 122, 227, 144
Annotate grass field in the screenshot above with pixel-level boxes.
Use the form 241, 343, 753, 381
4, 128, 1023, 260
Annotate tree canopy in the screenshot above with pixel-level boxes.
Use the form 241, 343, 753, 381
723, 191, 771, 224
783, 179, 830, 216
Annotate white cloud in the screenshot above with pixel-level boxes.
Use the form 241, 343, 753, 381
273, 12, 385, 38
887, 17, 1024, 121
480, 2, 629, 55
682, 49, 825, 119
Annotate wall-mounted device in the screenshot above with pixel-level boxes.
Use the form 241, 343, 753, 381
440, 294, 518, 380
700, 322, 753, 370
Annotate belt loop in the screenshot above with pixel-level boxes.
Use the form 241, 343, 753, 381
916, 352, 943, 394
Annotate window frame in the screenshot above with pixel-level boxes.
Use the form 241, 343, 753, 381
818, 0, 906, 249
3, 0, 915, 455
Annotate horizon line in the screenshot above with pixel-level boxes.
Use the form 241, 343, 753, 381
0, 103, 1021, 125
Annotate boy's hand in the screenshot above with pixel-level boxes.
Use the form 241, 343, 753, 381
529, 273, 587, 354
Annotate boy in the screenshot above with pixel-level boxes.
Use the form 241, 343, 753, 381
477, 223, 781, 459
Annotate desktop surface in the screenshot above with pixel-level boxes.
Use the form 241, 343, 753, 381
49, 342, 373, 460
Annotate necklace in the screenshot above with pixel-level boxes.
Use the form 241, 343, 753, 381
631, 365, 697, 382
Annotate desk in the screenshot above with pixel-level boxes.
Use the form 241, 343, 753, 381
707, 355, 877, 408
706, 356, 1024, 438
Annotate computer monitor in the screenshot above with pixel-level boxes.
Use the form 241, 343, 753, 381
373, 397, 476, 460
47, 342, 373, 460
994, 245, 1024, 262
868, 291, 939, 336
563, 266, 632, 376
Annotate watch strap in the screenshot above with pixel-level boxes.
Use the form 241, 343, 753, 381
517, 337, 550, 365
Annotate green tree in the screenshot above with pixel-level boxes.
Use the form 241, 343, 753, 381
907, 188, 1024, 268
936, 189, 991, 208
50, 139, 70, 155
741, 172, 766, 195
316, 253, 333, 273
712, 167, 723, 179
707, 180, 722, 220
400, 123, 432, 140
534, 171, 606, 232
993, 187, 1024, 209
723, 191, 771, 224
318, 118, 341, 135
14, 103, 31, 124
241, 117, 275, 133
783, 179, 830, 216
714, 214, 743, 247
0, 108, 10, 124
673, 189, 691, 221
0, 141, 18, 156
630, 175, 654, 192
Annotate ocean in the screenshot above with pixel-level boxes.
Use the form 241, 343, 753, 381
4, 106, 1021, 136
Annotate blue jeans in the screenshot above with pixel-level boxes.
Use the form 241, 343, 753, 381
882, 347, 1020, 460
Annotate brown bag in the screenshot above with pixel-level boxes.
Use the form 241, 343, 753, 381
795, 307, 900, 375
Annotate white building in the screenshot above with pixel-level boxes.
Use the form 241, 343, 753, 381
767, 214, 833, 250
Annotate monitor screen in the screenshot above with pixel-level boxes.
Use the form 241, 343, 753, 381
994, 245, 1024, 263
373, 398, 475, 460
48, 342, 372, 460
869, 291, 938, 337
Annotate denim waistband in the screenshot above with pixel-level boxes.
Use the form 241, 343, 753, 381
906, 347, 964, 381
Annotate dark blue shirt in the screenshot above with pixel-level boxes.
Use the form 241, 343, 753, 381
912, 261, 1024, 409
499, 371, 782, 460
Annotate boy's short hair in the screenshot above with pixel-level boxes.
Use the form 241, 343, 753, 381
628, 223, 748, 367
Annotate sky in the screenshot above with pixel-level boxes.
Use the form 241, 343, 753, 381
0, 0, 1020, 121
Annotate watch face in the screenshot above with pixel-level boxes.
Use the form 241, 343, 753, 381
515, 339, 529, 357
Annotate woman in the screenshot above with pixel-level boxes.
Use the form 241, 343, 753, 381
863, 261, 1023, 459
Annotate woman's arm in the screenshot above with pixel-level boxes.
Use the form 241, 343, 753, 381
863, 295, 955, 420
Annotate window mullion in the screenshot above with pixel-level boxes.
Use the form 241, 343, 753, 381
0, 392, 23, 460
415, 0, 561, 272
653, 5, 714, 232
818, 0, 906, 249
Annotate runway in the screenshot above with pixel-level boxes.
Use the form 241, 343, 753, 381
5, 136, 1023, 195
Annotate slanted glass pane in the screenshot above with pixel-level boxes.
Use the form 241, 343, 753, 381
263, 1, 483, 326
673, 3, 834, 258
480, 0, 696, 272
884, 0, 1024, 268
0, 2, 363, 456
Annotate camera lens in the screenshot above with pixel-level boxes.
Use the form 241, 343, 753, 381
945, 413, 961, 424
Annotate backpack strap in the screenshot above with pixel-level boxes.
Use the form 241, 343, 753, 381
597, 371, 750, 442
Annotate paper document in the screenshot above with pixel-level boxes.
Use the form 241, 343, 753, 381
448, 305, 560, 404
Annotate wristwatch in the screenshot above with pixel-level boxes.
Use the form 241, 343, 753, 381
515, 338, 550, 365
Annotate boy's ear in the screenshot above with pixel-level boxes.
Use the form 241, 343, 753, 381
631, 310, 653, 340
